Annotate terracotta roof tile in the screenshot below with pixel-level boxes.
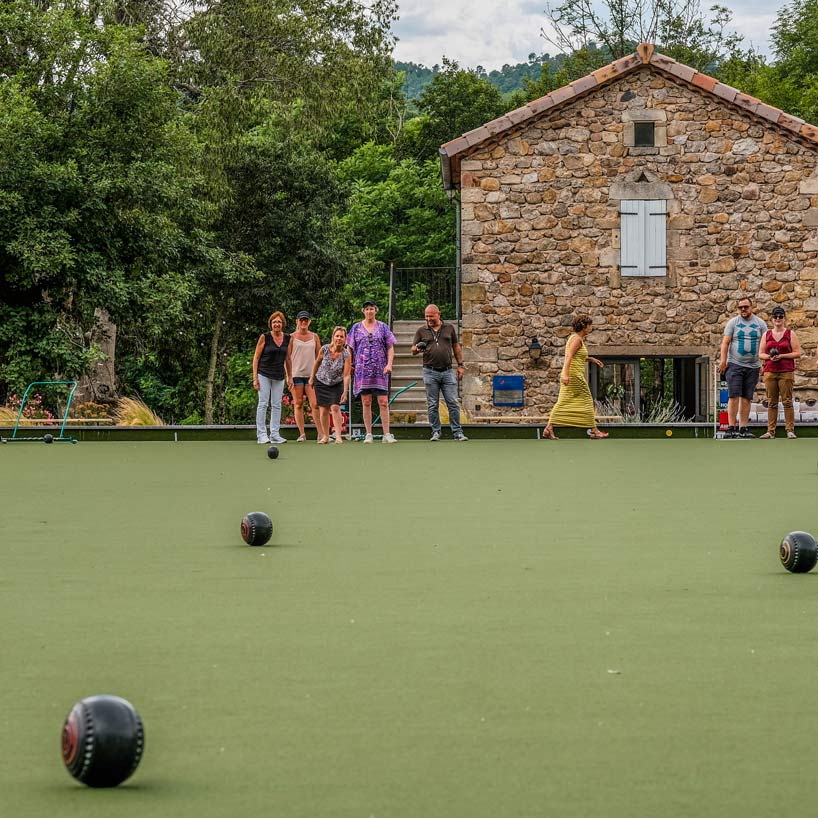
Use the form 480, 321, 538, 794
733, 92, 761, 114
463, 126, 491, 147
526, 95, 556, 115
652, 54, 696, 83
569, 74, 598, 94
755, 103, 781, 125
549, 84, 577, 105
712, 82, 738, 103
778, 112, 806, 134
506, 106, 532, 125
800, 123, 818, 141
440, 136, 469, 157
485, 116, 513, 136
592, 64, 622, 84
691, 72, 717, 92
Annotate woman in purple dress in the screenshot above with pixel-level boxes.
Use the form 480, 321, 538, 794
347, 300, 397, 443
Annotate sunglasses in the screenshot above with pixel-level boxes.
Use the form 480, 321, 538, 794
738, 305, 751, 310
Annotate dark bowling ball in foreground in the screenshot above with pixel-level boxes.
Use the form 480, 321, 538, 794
241, 511, 273, 546
43, 434, 53, 444
779, 531, 818, 573
267, 445, 279, 459
61, 695, 144, 787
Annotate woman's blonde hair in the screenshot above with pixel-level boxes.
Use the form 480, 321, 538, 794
331, 326, 347, 340
267, 311, 285, 329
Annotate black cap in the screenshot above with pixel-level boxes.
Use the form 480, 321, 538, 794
362, 300, 377, 308
771, 306, 785, 316
296, 310, 310, 320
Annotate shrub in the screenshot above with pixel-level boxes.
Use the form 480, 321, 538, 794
72, 402, 110, 419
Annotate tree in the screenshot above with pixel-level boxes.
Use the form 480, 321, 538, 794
403, 58, 506, 159
0, 6, 212, 402
542, 0, 745, 71
763, 0, 818, 122
337, 142, 455, 269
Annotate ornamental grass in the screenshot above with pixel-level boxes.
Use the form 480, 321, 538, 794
114, 397, 165, 426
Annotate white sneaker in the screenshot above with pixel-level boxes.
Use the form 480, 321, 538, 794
258, 438, 271, 444
270, 435, 287, 444
453, 433, 469, 441
382, 433, 397, 444
430, 431, 441, 442
363, 433, 374, 444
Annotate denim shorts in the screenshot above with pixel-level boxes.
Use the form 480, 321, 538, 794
725, 363, 760, 400
292, 377, 310, 387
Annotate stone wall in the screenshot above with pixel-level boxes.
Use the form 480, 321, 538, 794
459, 66, 818, 416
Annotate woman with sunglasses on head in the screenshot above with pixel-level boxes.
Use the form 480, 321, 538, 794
252, 311, 292, 445
759, 306, 801, 439
309, 326, 352, 444
290, 310, 321, 441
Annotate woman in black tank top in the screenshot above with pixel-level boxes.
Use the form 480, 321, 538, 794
252, 311, 292, 444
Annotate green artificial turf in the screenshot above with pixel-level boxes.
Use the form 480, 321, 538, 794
1, 439, 816, 818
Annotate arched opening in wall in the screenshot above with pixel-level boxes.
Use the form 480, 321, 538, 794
589, 356, 711, 422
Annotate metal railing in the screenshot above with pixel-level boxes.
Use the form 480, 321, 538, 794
387, 264, 458, 323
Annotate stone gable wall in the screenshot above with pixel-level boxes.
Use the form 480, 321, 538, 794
459, 66, 818, 416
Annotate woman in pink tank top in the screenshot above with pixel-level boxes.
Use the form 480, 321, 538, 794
290, 311, 321, 441
758, 305, 801, 438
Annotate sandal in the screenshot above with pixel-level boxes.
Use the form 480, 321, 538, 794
759, 432, 774, 439
542, 427, 558, 440
297, 434, 307, 442
587, 429, 609, 439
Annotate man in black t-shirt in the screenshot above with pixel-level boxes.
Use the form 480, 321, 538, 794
411, 304, 468, 441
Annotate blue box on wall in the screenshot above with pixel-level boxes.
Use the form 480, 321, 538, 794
493, 375, 524, 407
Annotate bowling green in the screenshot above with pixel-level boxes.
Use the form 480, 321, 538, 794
1, 438, 816, 818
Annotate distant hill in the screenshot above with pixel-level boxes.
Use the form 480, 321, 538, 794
395, 53, 568, 101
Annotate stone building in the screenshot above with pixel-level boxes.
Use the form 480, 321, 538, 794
439, 44, 818, 422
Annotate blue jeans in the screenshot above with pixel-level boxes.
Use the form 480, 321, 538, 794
256, 374, 285, 441
423, 367, 462, 434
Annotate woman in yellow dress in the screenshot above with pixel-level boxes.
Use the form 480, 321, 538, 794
543, 314, 609, 440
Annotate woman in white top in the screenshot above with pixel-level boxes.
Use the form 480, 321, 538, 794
289, 310, 321, 441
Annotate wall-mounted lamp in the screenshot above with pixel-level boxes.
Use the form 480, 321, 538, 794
528, 337, 543, 361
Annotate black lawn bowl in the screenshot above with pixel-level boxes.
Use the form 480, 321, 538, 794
241, 512, 273, 546
267, 445, 279, 460
43, 434, 53, 444
780, 531, 818, 573
61, 695, 144, 787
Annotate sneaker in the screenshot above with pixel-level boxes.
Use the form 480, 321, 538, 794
725, 426, 737, 439
453, 432, 469, 441
739, 427, 753, 439
363, 433, 374, 444
382, 433, 397, 444
270, 435, 287, 444
257, 438, 271, 444
430, 431, 441, 442
787, 431, 798, 439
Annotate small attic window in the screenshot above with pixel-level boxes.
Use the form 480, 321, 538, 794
634, 122, 655, 147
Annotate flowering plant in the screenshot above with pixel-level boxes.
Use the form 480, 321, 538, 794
6, 393, 55, 421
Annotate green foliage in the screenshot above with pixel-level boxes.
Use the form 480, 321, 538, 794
338, 143, 455, 269
404, 59, 506, 159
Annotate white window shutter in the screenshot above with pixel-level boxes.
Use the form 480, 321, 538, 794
620, 200, 667, 276
646, 200, 667, 275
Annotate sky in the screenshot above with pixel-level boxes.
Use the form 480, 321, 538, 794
391, 0, 783, 72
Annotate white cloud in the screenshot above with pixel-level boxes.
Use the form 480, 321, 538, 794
392, 0, 783, 71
